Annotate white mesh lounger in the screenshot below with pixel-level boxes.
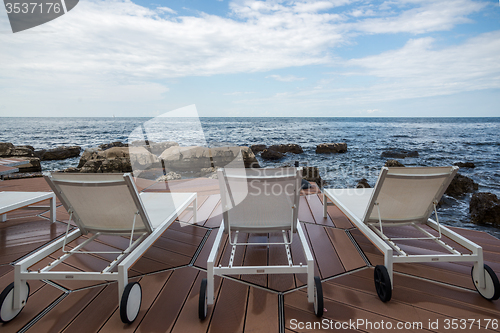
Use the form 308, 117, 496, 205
0, 173, 197, 324
322, 166, 500, 302
198, 167, 323, 319
0, 191, 56, 223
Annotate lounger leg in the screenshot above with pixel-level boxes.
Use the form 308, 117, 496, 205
118, 265, 128, 303
307, 257, 314, 303
1, 214, 6, 222
50, 195, 56, 223
13, 266, 22, 309
193, 197, 197, 224
473, 248, 485, 289
384, 249, 394, 289
322, 193, 327, 219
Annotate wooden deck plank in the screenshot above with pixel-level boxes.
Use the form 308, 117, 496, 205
61, 283, 120, 333
98, 271, 172, 333
0, 284, 64, 333
26, 285, 105, 333
134, 267, 199, 333
318, 195, 353, 229
170, 272, 224, 333
302, 223, 345, 279
192, 194, 220, 226
298, 196, 315, 224
204, 201, 223, 228
241, 233, 268, 287
305, 194, 335, 227
268, 232, 296, 292
178, 195, 209, 223
325, 269, 500, 331
325, 228, 366, 272
208, 278, 248, 333
244, 287, 279, 333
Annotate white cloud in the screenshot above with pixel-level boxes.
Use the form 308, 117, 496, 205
345, 31, 500, 100
0, 0, 494, 115
266, 74, 306, 82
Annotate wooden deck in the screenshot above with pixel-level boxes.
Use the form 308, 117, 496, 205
1, 177, 499, 332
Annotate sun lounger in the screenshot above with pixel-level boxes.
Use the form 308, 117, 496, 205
322, 166, 499, 302
198, 167, 323, 319
0, 191, 56, 223
0, 173, 196, 324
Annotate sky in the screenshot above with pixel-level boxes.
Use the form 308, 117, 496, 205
0, 0, 499, 117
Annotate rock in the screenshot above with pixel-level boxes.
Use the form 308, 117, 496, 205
34, 146, 81, 161
16, 145, 35, 151
62, 167, 81, 173
250, 144, 267, 153
316, 143, 347, 154
385, 160, 405, 167
269, 144, 303, 154
356, 178, 371, 188
261, 149, 284, 160
302, 166, 322, 187
128, 141, 179, 155
16, 157, 41, 173
78, 148, 100, 168
160, 146, 259, 171
454, 162, 475, 169
0, 142, 15, 156
79, 147, 159, 173
445, 173, 478, 197
470, 192, 500, 226
0, 142, 35, 158
98, 142, 128, 151
380, 149, 418, 159
157, 171, 182, 182
239, 147, 260, 168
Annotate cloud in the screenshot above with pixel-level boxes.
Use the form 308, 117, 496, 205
0, 0, 493, 115
345, 31, 500, 100
266, 74, 306, 82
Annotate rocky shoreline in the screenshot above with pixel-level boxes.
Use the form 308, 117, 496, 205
1, 140, 496, 227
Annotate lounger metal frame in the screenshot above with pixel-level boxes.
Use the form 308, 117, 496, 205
10, 174, 197, 311
323, 166, 487, 291
205, 168, 317, 308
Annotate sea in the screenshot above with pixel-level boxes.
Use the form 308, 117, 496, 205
1, 117, 499, 238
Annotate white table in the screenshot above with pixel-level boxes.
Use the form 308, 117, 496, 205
0, 192, 56, 222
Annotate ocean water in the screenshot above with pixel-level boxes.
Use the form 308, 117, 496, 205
1, 117, 499, 238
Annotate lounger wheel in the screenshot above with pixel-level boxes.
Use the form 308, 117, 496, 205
120, 282, 142, 324
199, 278, 208, 320
0, 282, 30, 323
313, 276, 323, 317
374, 265, 392, 302
472, 264, 500, 300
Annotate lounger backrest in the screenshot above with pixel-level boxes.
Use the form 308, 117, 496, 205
363, 166, 458, 224
219, 167, 301, 233
45, 173, 152, 235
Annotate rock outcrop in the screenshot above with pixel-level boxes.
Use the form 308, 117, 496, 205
0, 142, 35, 158
98, 142, 128, 151
250, 144, 267, 153
79, 147, 159, 173
356, 178, 371, 188
380, 149, 418, 159
268, 144, 303, 154
470, 192, 500, 226
316, 143, 347, 154
454, 162, 475, 169
261, 149, 283, 160
385, 160, 405, 167
445, 173, 478, 197
34, 146, 81, 161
